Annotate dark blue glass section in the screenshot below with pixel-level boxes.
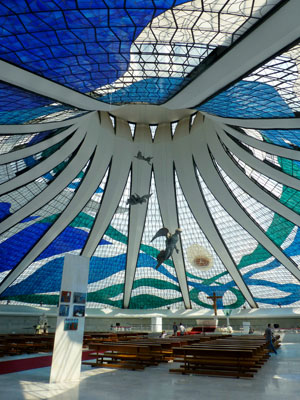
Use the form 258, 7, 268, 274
0, 82, 54, 111
0, 202, 11, 221
37, 227, 110, 261
0, 222, 111, 273
0, 106, 74, 124
198, 81, 295, 118
0, 81, 80, 123
0, 222, 50, 273
100, 77, 188, 105
0, 1, 190, 97
260, 129, 300, 148
2, 253, 154, 295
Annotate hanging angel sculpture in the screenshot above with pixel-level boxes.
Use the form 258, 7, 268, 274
134, 151, 153, 166
151, 227, 182, 269
127, 193, 152, 206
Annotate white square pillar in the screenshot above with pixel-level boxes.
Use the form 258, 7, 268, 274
50, 254, 89, 383
151, 317, 162, 333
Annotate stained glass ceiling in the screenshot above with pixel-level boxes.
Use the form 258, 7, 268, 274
0, 0, 300, 310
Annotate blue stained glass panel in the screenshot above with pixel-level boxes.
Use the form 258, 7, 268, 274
198, 81, 295, 118
0, 81, 79, 124
0, 1, 190, 98
100, 77, 188, 105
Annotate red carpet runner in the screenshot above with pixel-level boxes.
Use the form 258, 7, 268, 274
0, 350, 95, 375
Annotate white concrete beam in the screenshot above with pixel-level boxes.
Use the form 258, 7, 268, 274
82, 117, 134, 258
208, 125, 300, 228
0, 124, 77, 165
0, 124, 87, 195
165, 0, 300, 109
216, 123, 300, 160
203, 114, 300, 130
193, 119, 300, 282
0, 113, 92, 134
0, 113, 109, 295
219, 131, 300, 192
173, 115, 257, 307
153, 121, 191, 309
123, 124, 153, 309
0, 60, 119, 111
0, 123, 98, 235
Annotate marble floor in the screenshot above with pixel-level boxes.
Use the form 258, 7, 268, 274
1, 335, 300, 400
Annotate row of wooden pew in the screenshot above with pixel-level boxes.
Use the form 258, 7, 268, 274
0, 334, 55, 357
170, 335, 278, 378
1, 331, 280, 378
83, 334, 230, 371
0, 331, 148, 358
84, 334, 280, 378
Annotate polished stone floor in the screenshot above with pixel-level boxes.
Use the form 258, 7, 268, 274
1, 334, 300, 400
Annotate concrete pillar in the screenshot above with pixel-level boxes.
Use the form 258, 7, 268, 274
151, 317, 162, 333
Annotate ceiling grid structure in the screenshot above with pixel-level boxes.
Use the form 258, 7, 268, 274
0, 0, 300, 310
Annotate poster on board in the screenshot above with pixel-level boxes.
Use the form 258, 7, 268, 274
59, 304, 70, 317
73, 305, 85, 317
64, 318, 78, 331
73, 292, 86, 304
60, 291, 71, 303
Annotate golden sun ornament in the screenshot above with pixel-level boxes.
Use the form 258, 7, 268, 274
186, 244, 214, 271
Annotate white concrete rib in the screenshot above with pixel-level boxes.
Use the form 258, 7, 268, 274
203, 114, 300, 130
193, 119, 300, 282
153, 120, 191, 309
165, 0, 300, 109
0, 60, 118, 112
172, 115, 257, 307
0, 112, 92, 134
123, 124, 153, 308
0, 124, 87, 195
0, 113, 103, 296
207, 125, 300, 228
0, 120, 98, 235
82, 116, 134, 258
216, 123, 300, 161
0, 124, 77, 165
219, 130, 300, 191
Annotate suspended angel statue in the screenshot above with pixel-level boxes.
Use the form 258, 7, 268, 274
151, 227, 182, 269
134, 151, 153, 166
127, 193, 152, 206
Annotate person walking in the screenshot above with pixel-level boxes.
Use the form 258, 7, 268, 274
173, 322, 178, 336
264, 323, 277, 354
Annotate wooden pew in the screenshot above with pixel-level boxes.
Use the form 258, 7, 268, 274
170, 338, 270, 378
83, 342, 160, 370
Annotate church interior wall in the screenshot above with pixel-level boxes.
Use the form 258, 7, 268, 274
0, 311, 299, 335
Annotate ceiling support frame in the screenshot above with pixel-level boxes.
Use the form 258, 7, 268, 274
0, 60, 118, 112
82, 117, 134, 258
0, 124, 87, 196
193, 119, 300, 283
123, 124, 153, 309
153, 121, 191, 309
219, 130, 300, 192
173, 115, 257, 307
165, 0, 300, 109
207, 126, 300, 228
216, 123, 300, 160
0, 120, 98, 235
0, 124, 77, 165
204, 114, 300, 130
0, 113, 92, 135
0, 113, 103, 296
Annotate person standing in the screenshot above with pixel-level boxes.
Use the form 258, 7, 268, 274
173, 322, 178, 336
179, 322, 186, 336
264, 323, 277, 354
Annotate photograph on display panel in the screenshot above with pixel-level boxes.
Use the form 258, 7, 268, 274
73, 292, 87, 304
